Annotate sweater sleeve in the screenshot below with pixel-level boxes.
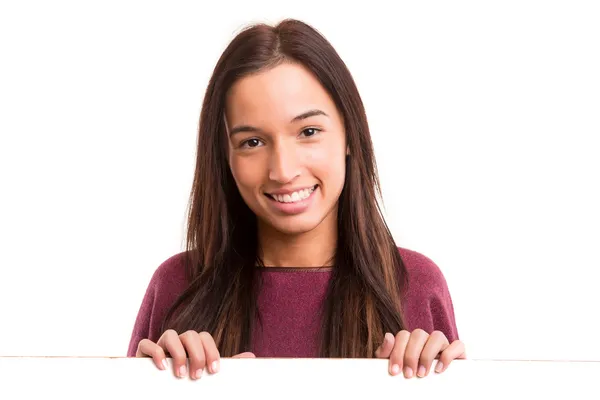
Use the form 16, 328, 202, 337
398, 248, 459, 343
126, 253, 189, 357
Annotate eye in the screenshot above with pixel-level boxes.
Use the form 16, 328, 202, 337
300, 127, 321, 138
240, 138, 263, 149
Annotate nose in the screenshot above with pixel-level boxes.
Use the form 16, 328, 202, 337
268, 141, 301, 184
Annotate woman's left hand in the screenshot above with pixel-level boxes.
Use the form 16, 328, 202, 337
375, 329, 466, 378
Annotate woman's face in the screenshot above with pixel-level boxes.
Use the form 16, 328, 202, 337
225, 62, 347, 236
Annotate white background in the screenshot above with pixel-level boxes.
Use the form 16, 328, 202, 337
1, 1, 598, 361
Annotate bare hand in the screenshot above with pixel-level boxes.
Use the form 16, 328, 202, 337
375, 329, 466, 378
136, 329, 255, 379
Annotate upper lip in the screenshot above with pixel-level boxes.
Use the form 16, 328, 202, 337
266, 185, 317, 195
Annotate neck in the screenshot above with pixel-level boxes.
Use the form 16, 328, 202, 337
257, 216, 337, 268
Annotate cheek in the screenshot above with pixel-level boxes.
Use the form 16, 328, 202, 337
229, 157, 261, 193
306, 146, 346, 185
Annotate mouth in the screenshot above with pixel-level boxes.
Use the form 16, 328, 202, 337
265, 184, 319, 204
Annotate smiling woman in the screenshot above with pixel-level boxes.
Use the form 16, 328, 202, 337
127, 18, 465, 381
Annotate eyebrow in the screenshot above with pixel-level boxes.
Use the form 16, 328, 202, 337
228, 109, 329, 137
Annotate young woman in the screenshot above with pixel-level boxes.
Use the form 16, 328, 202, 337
127, 18, 466, 381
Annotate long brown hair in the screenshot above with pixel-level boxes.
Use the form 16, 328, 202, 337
161, 19, 408, 358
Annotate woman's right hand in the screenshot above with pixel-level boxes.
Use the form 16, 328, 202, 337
135, 329, 255, 380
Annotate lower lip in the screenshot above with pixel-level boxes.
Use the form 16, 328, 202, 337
265, 186, 318, 215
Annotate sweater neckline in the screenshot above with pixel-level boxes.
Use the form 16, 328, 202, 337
256, 266, 334, 272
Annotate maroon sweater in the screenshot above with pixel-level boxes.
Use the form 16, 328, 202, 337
127, 247, 459, 357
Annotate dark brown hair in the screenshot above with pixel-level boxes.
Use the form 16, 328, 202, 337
161, 18, 408, 357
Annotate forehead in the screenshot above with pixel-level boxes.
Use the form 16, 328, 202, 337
225, 62, 337, 124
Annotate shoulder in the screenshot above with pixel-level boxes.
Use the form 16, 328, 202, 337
141, 251, 190, 310
397, 247, 449, 295
148, 251, 189, 290
138, 251, 190, 315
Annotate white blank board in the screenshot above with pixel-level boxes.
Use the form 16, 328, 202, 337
0, 358, 598, 399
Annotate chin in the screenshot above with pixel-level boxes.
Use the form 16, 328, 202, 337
263, 214, 324, 236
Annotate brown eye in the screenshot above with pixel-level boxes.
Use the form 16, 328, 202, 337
241, 138, 263, 148
300, 128, 321, 137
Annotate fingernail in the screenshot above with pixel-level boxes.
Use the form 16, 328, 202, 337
384, 332, 394, 343
418, 365, 426, 377
435, 361, 444, 373
391, 364, 400, 375
161, 359, 168, 370
404, 366, 413, 378
195, 369, 203, 379
211, 360, 219, 373
179, 365, 187, 377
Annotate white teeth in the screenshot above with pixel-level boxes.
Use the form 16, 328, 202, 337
271, 186, 316, 203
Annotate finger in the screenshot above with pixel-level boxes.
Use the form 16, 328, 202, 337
199, 331, 221, 374
157, 329, 188, 378
403, 329, 429, 379
417, 331, 449, 377
374, 332, 395, 359
388, 330, 410, 376
179, 330, 206, 380
232, 352, 256, 358
436, 340, 466, 373
136, 339, 169, 371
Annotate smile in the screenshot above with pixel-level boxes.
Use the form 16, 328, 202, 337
265, 184, 318, 204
